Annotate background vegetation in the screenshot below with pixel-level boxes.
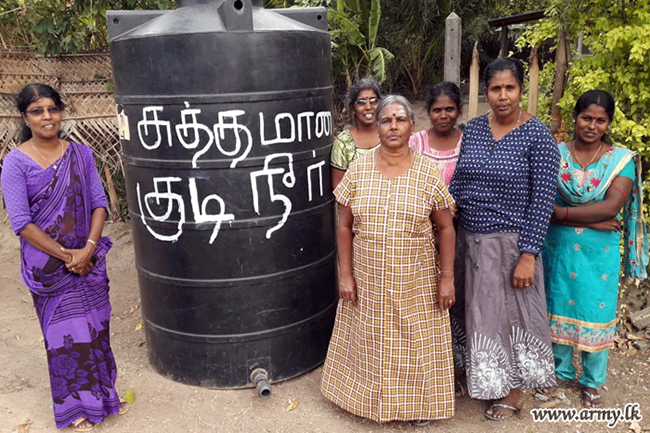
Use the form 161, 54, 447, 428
519, 0, 650, 218
1, 0, 648, 225
1, 0, 545, 108
0, 0, 174, 55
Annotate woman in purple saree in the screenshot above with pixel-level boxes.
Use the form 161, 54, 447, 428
1, 84, 125, 431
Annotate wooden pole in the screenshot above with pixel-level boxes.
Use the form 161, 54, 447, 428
0, 126, 21, 211
444, 12, 462, 87
550, 28, 569, 135
95, 140, 121, 222
528, 46, 540, 116
499, 25, 508, 57
468, 42, 479, 120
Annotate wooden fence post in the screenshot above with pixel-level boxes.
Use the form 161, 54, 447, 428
499, 25, 508, 57
444, 12, 461, 87
468, 42, 479, 120
528, 46, 540, 116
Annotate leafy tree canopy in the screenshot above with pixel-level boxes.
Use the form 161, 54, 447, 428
519, 0, 650, 216
0, 0, 174, 55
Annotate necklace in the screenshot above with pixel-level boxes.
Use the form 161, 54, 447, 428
571, 140, 603, 169
31, 139, 63, 169
489, 107, 522, 138
428, 127, 460, 151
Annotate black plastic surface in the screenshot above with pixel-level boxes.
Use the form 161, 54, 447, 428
108, 0, 336, 388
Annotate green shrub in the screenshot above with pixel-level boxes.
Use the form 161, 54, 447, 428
519, 0, 650, 219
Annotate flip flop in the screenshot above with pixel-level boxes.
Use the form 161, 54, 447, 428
581, 388, 602, 408
484, 402, 521, 421
455, 379, 467, 397
69, 417, 95, 432
534, 377, 566, 401
118, 401, 130, 415
533, 385, 558, 401
411, 420, 431, 427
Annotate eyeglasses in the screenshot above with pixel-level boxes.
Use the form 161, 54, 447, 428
25, 106, 62, 116
355, 97, 379, 107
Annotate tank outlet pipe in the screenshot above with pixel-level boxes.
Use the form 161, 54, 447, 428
250, 368, 272, 398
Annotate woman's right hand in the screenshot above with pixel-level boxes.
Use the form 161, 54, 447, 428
588, 218, 621, 232
437, 275, 455, 311
339, 273, 357, 305
61, 244, 95, 275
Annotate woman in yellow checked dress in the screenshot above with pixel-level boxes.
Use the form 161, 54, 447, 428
321, 95, 456, 425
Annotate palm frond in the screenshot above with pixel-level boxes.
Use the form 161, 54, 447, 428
368, 46, 394, 83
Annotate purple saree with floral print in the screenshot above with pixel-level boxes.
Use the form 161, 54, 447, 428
1, 141, 120, 429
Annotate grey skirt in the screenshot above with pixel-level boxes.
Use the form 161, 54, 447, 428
456, 226, 556, 400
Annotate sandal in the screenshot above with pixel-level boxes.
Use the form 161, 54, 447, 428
581, 388, 602, 408
534, 385, 558, 401
534, 377, 566, 401
485, 402, 521, 421
69, 417, 95, 432
118, 401, 130, 415
455, 378, 467, 397
411, 420, 430, 427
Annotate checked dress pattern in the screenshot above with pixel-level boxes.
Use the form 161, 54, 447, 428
321, 151, 455, 422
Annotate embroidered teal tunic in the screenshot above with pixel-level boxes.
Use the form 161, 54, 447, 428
542, 143, 647, 352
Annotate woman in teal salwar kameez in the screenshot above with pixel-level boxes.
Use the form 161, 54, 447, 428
542, 90, 648, 407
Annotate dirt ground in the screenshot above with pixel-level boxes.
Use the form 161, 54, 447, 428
2, 101, 650, 433
2, 220, 650, 433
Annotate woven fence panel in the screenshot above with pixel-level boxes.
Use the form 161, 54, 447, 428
0, 52, 112, 80
0, 50, 123, 219
0, 92, 18, 113
36, 54, 113, 81
60, 79, 111, 94
0, 73, 60, 93
0, 52, 42, 74
66, 93, 116, 116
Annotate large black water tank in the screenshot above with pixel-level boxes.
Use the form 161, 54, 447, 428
107, 0, 337, 388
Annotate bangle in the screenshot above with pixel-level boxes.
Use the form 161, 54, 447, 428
440, 270, 454, 274
87, 239, 97, 246
564, 206, 570, 221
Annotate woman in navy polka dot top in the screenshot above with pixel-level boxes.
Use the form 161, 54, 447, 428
449, 57, 560, 421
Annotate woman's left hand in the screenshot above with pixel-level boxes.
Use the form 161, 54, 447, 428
512, 252, 535, 288
61, 244, 95, 275
437, 275, 455, 311
75, 261, 94, 276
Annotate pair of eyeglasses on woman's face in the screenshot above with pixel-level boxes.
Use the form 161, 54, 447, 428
355, 97, 379, 107
25, 106, 62, 116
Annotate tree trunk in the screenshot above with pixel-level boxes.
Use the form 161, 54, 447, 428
550, 28, 569, 135
528, 46, 540, 116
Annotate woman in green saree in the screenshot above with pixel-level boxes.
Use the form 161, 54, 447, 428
542, 90, 648, 407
